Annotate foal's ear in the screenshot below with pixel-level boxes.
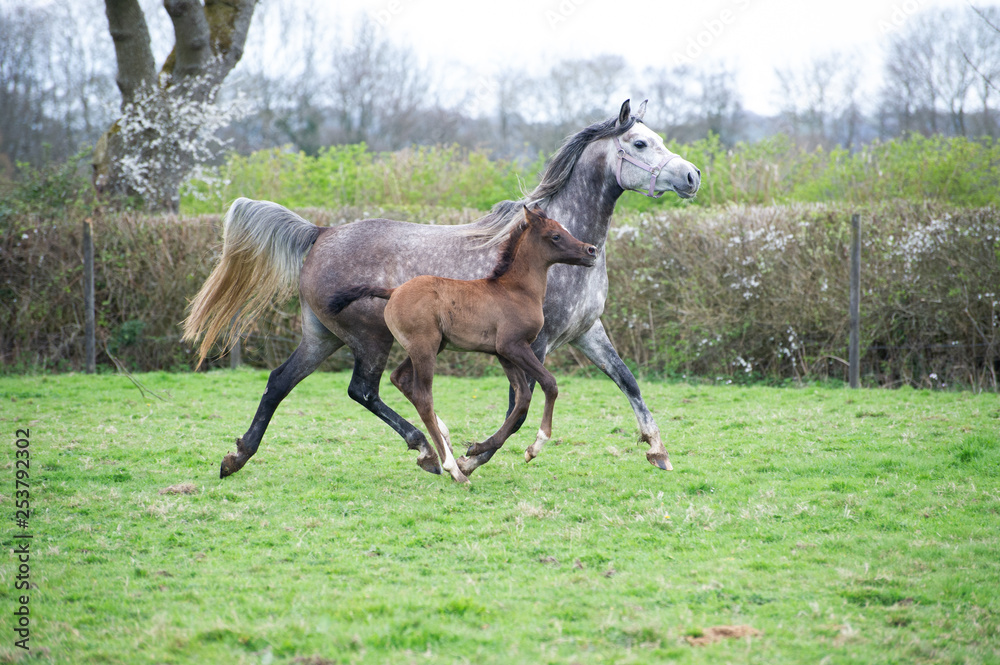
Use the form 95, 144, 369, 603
522, 205, 538, 224
522, 204, 542, 226
616, 99, 631, 127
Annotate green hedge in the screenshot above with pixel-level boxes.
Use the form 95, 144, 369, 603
3, 201, 997, 390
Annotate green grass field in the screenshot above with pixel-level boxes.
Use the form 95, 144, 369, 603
2, 369, 999, 664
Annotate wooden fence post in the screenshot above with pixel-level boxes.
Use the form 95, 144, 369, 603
849, 213, 861, 389
83, 218, 96, 374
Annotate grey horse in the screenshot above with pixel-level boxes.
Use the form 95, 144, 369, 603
182, 99, 701, 478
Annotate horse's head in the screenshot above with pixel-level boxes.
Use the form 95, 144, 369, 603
609, 99, 701, 199
524, 206, 597, 268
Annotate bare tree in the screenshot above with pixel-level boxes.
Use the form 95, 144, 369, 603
92, 0, 256, 211
774, 52, 862, 148
963, 5, 1000, 136
0, 1, 116, 169
881, 7, 981, 137
324, 15, 431, 150
545, 56, 630, 129
693, 65, 743, 145
641, 64, 694, 137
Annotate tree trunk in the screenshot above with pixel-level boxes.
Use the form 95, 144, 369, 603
93, 0, 256, 212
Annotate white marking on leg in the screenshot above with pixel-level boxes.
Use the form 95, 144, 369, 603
440, 443, 467, 482
436, 415, 451, 446
524, 428, 550, 462
441, 445, 457, 472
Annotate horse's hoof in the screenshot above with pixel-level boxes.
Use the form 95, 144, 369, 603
220, 437, 251, 478
646, 451, 673, 471
220, 453, 241, 478
524, 447, 537, 463
416, 455, 442, 475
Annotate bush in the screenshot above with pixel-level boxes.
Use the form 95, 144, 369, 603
181, 144, 545, 214
181, 134, 1000, 216
600, 202, 1000, 389
2, 201, 997, 390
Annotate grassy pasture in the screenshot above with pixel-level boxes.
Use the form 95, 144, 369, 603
2, 369, 999, 664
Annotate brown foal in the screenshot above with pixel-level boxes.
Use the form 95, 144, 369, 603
329, 207, 597, 483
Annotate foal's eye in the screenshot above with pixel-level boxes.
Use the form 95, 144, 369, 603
634, 140, 647, 149
551, 234, 561, 242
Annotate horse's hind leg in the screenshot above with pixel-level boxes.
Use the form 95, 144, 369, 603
347, 338, 444, 476
221, 313, 342, 478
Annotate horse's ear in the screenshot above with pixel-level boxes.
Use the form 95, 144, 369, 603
636, 99, 647, 121
616, 99, 631, 127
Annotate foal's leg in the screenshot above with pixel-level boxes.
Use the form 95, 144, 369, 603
458, 358, 531, 476
343, 333, 443, 476
499, 342, 560, 463
221, 313, 342, 478
390, 357, 443, 475
395, 346, 469, 484
571, 319, 672, 470
503, 335, 547, 435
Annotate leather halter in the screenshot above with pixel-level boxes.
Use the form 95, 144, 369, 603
613, 134, 680, 198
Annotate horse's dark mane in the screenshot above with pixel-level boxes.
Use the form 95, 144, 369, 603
461, 115, 637, 246
530, 115, 637, 203
486, 217, 529, 281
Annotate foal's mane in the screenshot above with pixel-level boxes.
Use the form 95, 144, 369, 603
486, 215, 529, 281
462, 114, 638, 247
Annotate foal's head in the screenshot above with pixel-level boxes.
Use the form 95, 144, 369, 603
488, 207, 597, 280
521, 206, 597, 268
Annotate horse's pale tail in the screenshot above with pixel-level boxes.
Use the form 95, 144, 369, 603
328, 286, 394, 316
182, 198, 320, 368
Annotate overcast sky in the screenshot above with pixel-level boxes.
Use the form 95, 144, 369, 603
34, 0, 994, 117
306, 0, 988, 114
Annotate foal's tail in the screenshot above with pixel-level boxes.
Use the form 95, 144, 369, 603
182, 197, 320, 368
328, 285, 394, 316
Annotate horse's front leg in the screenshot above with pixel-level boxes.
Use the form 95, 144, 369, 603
570, 319, 673, 471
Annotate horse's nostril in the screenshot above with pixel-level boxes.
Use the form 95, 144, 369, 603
687, 172, 695, 186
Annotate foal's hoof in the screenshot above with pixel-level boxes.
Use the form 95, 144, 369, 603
646, 450, 674, 471
465, 438, 499, 458
524, 445, 540, 463
457, 455, 488, 477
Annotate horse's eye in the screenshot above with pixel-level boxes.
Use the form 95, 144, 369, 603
551, 234, 561, 242
634, 140, 647, 149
